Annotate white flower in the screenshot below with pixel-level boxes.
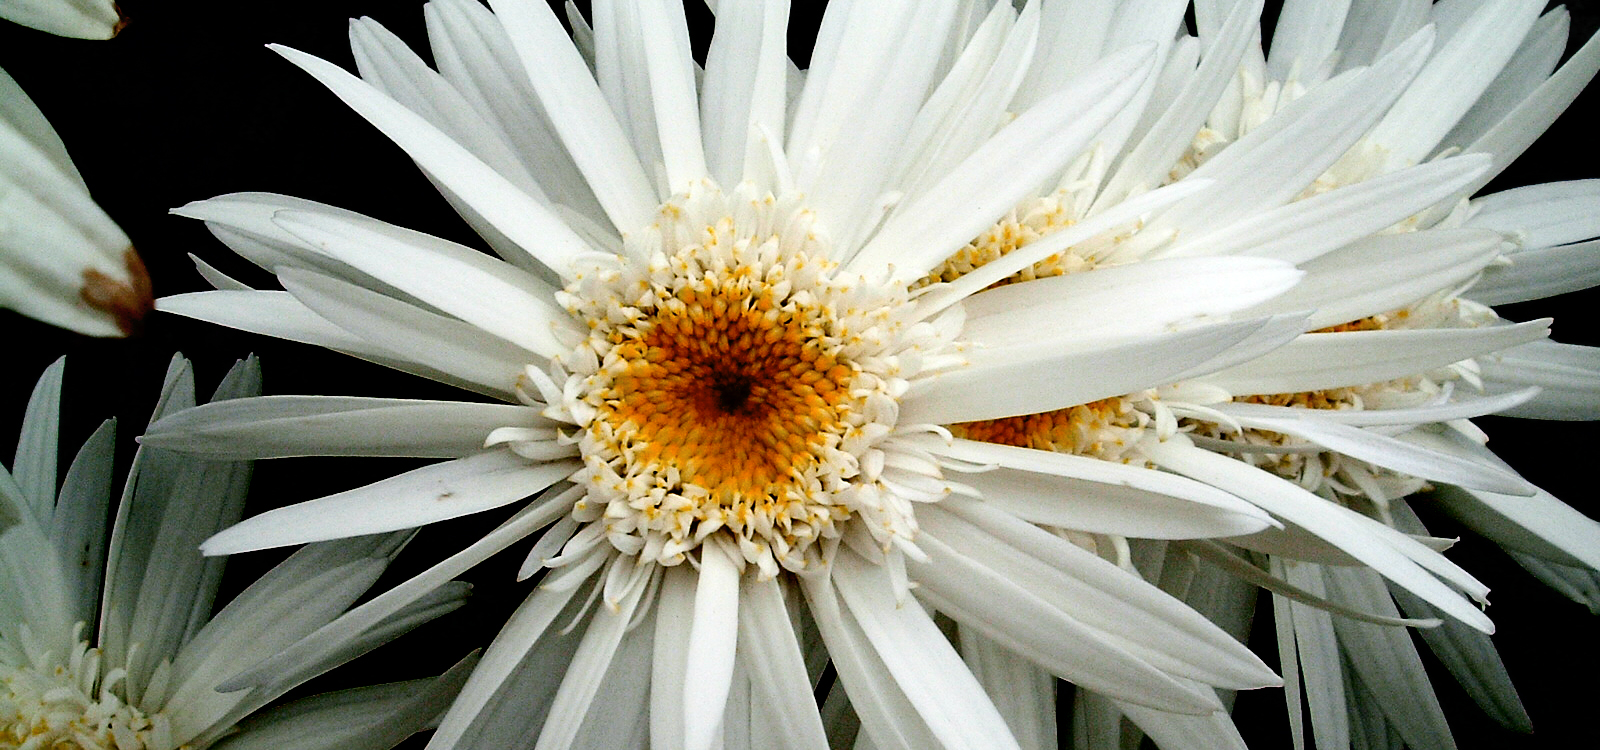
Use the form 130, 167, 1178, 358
931, 0, 1600, 745
0, 0, 122, 40
0, 356, 473, 750
0, 65, 149, 337
132, 0, 1360, 746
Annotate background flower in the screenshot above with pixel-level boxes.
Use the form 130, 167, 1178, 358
1, 1, 1598, 748
1, 355, 474, 748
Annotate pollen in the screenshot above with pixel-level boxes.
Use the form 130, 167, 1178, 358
950, 398, 1150, 463
919, 189, 1092, 289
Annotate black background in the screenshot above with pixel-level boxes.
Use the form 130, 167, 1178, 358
1, 1, 1597, 747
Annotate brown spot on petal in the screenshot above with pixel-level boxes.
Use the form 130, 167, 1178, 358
110, 4, 129, 37
81, 246, 153, 337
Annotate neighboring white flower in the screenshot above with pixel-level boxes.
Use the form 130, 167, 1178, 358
0, 65, 149, 336
928, 0, 1600, 746
0, 356, 474, 750
133, 0, 1361, 746
0, 0, 121, 39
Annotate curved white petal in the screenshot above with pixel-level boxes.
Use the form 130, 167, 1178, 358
141, 396, 550, 459
201, 450, 576, 554
1200, 320, 1551, 396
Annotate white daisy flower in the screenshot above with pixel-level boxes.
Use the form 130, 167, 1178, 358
0, 0, 122, 40
135, 0, 1339, 746
0, 65, 150, 337
1, 355, 474, 749
927, 0, 1600, 746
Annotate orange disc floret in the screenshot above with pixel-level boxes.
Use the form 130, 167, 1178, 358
591, 275, 857, 527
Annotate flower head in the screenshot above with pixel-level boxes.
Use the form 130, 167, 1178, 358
1, 356, 472, 749
136, 0, 1358, 745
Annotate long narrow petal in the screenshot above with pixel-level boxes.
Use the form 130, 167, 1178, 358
683, 542, 741, 750
279, 268, 536, 396
201, 450, 577, 554
1160, 155, 1491, 265
923, 498, 1279, 690
1143, 436, 1493, 632
832, 551, 1024, 749
222, 494, 575, 694
849, 44, 1157, 283
142, 396, 549, 459
736, 576, 829, 750
931, 438, 1274, 539
1218, 413, 1535, 495
1243, 228, 1503, 330
1200, 320, 1551, 396
903, 317, 1267, 425
271, 210, 574, 359
800, 573, 944, 749
270, 44, 596, 277
429, 568, 597, 749
489, 0, 658, 232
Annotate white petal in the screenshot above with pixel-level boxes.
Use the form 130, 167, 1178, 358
1145, 30, 1432, 240
903, 317, 1268, 425
488, 0, 658, 232
424, 0, 607, 223
1441, 7, 1569, 153
931, 438, 1274, 538
0, 0, 119, 38
913, 179, 1213, 318
1216, 412, 1534, 495
956, 627, 1057, 750
1467, 178, 1600, 249
958, 257, 1302, 347
636, 0, 707, 192
156, 290, 511, 400
224, 494, 573, 696
270, 44, 597, 277
683, 542, 741, 750
1210, 388, 1540, 427
201, 450, 576, 554
1443, 21, 1600, 207
49, 418, 115, 626
700, 0, 790, 190
1470, 238, 1600, 305
736, 576, 831, 750
1143, 435, 1494, 631
1479, 340, 1600, 419
429, 569, 596, 749
1095, 0, 1262, 207
799, 573, 944, 749
923, 498, 1279, 691
533, 570, 652, 750
271, 210, 575, 359
1387, 579, 1531, 732
1160, 155, 1491, 265
278, 268, 535, 396
1243, 227, 1502, 329
1424, 445, 1600, 574
1200, 320, 1552, 396
832, 551, 1024, 750
1265, 0, 1350, 82
1279, 562, 1348, 750
141, 396, 550, 459
1367, 0, 1543, 167
848, 43, 1157, 283
1321, 565, 1455, 750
